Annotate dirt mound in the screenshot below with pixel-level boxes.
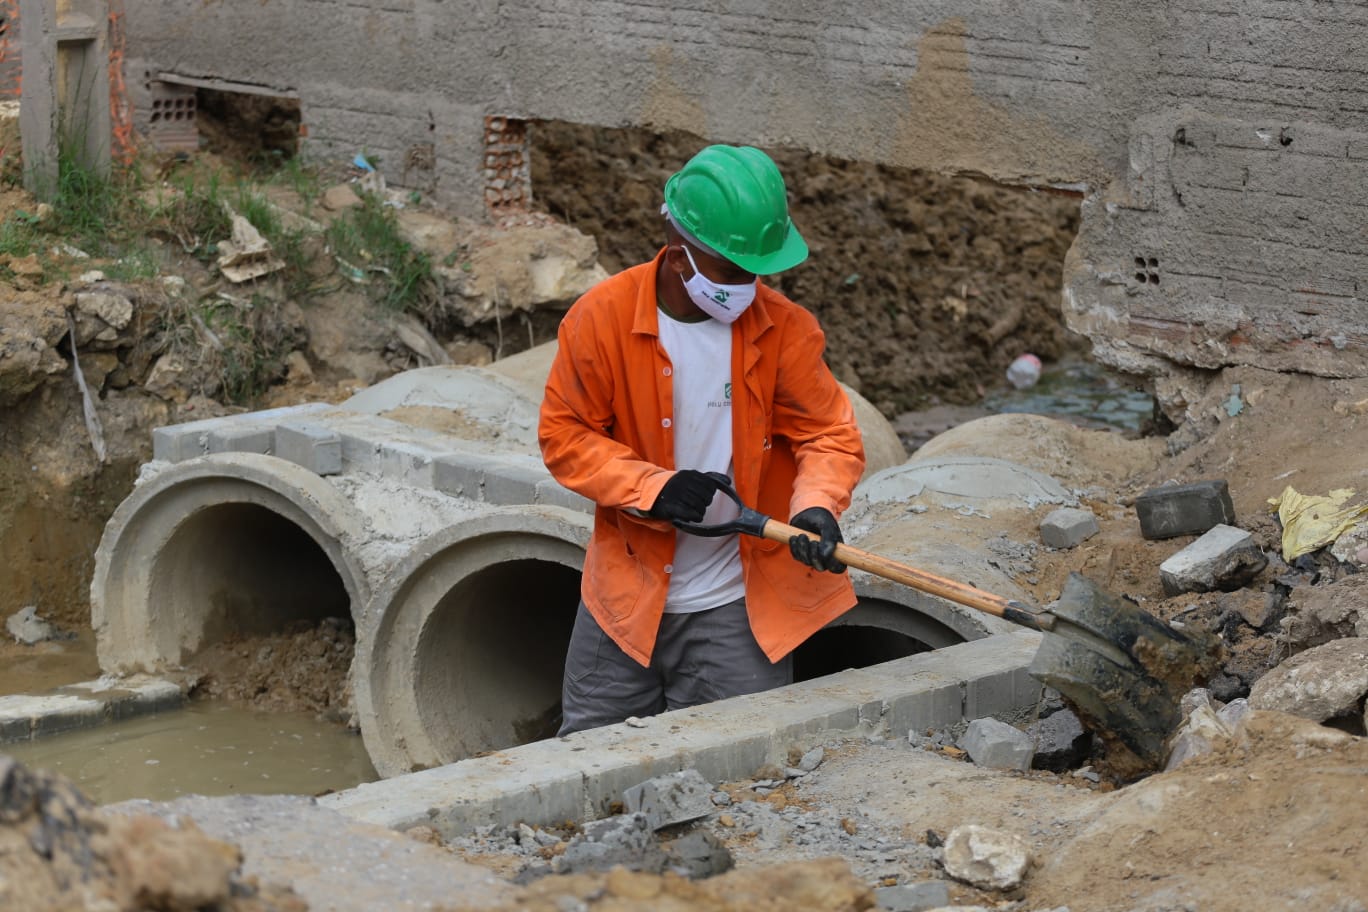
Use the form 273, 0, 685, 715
0, 756, 304, 911
455, 857, 873, 912
186, 619, 355, 721
532, 121, 1085, 415
1030, 711, 1368, 911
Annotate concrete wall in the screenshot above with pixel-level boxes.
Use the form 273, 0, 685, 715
116, 1, 1368, 381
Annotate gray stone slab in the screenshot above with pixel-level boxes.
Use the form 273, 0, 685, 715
1136, 480, 1236, 540
24, 693, 105, 737
958, 717, 1034, 771
622, 769, 714, 830
276, 422, 344, 476
152, 403, 330, 463
874, 880, 952, 912
1160, 523, 1268, 595
432, 451, 502, 499
1040, 507, 1100, 549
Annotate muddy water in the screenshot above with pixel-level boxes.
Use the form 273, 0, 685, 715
5, 700, 377, 804
983, 356, 1155, 431
0, 631, 101, 695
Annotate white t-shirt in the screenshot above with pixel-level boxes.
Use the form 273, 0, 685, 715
655, 310, 746, 614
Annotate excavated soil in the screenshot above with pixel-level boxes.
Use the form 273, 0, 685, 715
185, 619, 356, 721
0, 757, 304, 911
531, 121, 1086, 415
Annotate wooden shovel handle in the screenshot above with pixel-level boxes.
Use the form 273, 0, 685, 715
763, 519, 1053, 631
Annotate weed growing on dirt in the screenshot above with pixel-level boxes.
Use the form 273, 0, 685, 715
324, 190, 435, 314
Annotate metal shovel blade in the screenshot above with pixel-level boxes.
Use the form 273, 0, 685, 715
1031, 573, 1223, 776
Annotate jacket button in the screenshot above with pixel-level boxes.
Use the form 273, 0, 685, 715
664, 564, 673, 574
662, 367, 672, 377
662, 418, 672, 428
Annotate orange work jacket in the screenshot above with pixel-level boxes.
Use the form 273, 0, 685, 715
539, 250, 866, 666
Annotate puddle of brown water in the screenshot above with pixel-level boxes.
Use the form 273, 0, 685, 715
0, 630, 101, 695
4, 699, 378, 804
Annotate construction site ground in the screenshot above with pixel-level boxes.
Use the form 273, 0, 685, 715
2, 123, 1367, 911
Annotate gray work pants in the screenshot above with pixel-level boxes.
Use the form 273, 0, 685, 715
557, 598, 793, 736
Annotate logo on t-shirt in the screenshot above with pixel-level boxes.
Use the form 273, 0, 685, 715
708, 383, 732, 409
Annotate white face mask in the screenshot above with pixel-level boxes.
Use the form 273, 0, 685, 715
679, 245, 757, 324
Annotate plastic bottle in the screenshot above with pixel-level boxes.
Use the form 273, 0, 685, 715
1005, 353, 1042, 390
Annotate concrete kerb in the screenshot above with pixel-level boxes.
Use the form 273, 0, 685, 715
151, 402, 332, 463
90, 453, 371, 673
0, 676, 185, 744
324, 629, 1043, 836
353, 505, 593, 777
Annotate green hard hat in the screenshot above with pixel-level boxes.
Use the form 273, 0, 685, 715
663, 145, 808, 275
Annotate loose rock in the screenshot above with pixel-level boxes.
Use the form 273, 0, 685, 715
1159, 524, 1268, 595
873, 879, 951, 912
1039, 507, 1099, 549
958, 718, 1033, 771
1026, 709, 1091, 772
942, 824, 1031, 891
1249, 637, 1368, 724
1135, 479, 1236, 540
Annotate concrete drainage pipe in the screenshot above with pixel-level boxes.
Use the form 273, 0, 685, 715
354, 506, 592, 777
91, 453, 370, 674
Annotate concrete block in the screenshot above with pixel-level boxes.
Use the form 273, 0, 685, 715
963, 664, 1038, 721
152, 424, 207, 462
276, 423, 343, 476
206, 424, 274, 455
0, 707, 30, 742
432, 452, 500, 499
874, 880, 952, 912
553, 813, 663, 874
481, 457, 548, 506
957, 717, 1033, 771
1040, 507, 1100, 549
1160, 523, 1268, 595
622, 769, 714, 831
26, 694, 105, 737
1136, 480, 1236, 540
535, 475, 594, 513
885, 679, 965, 737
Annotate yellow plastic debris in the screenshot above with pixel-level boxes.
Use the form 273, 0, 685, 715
1268, 486, 1368, 561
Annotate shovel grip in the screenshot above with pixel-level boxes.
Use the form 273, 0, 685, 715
763, 519, 1052, 631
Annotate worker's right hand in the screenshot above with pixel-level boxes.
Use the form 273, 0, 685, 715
648, 470, 724, 523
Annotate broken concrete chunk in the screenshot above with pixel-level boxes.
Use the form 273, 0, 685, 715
873, 879, 951, 912
622, 769, 714, 831
958, 718, 1033, 771
1248, 637, 1368, 723
662, 829, 734, 878
1040, 507, 1100, 549
1136, 479, 1236, 540
942, 824, 1031, 891
6, 606, 62, 645
1159, 524, 1268, 596
1026, 708, 1091, 772
797, 746, 825, 772
552, 813, 664, 875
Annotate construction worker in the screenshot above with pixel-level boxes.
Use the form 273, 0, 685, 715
539, 144, 865, 735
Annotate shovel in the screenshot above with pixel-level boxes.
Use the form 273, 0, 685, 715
676, 477, 1223, 775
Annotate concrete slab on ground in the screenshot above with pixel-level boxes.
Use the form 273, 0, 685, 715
323, 630, 1042, 837
0, 675, 184, 744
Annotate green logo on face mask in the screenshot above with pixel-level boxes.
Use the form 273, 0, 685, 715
712, 290, 730, 304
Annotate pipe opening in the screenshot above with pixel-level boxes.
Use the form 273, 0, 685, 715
150, 503, 349, 658
415, 558, 581, 760
795, 595, 971, 681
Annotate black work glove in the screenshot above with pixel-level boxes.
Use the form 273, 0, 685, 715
649, 470, 724, 523
788, 507, 846, 574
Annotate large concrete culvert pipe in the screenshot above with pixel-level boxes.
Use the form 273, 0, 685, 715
354, 507, 591, 778
92, 453, 371, 673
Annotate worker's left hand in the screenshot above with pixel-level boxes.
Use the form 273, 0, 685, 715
788, 507, 846, 574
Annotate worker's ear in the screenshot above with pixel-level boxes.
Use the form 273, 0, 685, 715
664, 244, 689, 275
